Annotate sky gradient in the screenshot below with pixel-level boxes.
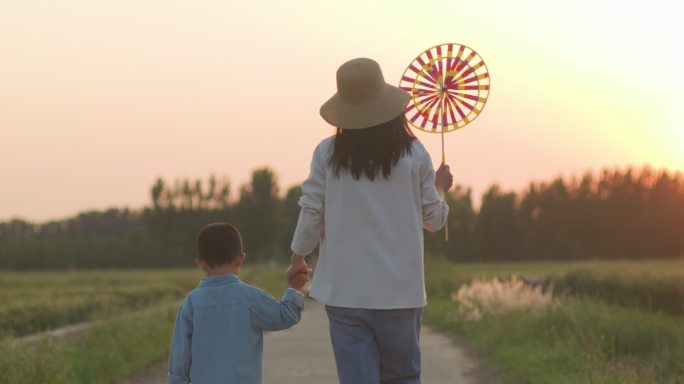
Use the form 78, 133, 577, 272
2, 0, 683, 222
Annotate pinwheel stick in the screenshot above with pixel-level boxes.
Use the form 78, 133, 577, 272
441, 101, 449, 241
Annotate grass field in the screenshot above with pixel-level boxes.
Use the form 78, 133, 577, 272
425, 258, 684, 315
0, 267, 288, 384
424, 258, 684, 384
2, 258, 683, 383
0, 269, 197, 337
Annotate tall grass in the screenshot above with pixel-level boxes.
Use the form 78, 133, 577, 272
0, 305, 176, 384
425, 257, 684, 315
424, 258, 684, 383
429, 297, 684, 383
554, 269, 684, 316
5, 260, 682, 383
0, 265, 289, 383
0, 269, 201, 336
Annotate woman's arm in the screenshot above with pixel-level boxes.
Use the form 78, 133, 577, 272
420, 154, 451, 232
290, 142, 327, 257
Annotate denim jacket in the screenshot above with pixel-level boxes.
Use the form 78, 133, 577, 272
168, 274, 304, 384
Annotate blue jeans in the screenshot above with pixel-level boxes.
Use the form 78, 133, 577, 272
325, 305, 423, 384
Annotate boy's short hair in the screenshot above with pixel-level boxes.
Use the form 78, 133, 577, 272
197, 223, 243, 267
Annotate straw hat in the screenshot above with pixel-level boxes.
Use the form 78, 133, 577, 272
320, 58, 411, 130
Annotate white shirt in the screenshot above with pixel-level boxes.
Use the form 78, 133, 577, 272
291, 136, 449, 309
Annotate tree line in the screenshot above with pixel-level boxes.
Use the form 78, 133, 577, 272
1, 166, 683, 269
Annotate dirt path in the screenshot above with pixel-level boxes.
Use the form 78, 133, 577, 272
122, 300, 490, 384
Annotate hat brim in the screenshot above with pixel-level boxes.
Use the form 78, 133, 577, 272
320, 84, 411, 130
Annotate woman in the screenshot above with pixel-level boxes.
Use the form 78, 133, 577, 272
287, 58, 453, 384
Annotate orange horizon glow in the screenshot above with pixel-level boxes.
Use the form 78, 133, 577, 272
1, 0, 682, 222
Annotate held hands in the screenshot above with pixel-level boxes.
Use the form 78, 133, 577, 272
435, 163, 454, 192
286, 254, 311, 291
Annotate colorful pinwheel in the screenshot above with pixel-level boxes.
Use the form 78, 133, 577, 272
400, 43, 490, 240
400, 43, 490, 162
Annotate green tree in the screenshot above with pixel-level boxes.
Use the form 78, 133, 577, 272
280, 184, 303, 258
235, 168, 283, 262
476, 185, 523, 261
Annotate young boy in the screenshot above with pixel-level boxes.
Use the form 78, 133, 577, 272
168, 222, 308, 384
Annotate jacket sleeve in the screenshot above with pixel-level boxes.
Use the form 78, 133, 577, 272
419, 151, 449, 232
291, 142, 326, 256
168, 298, 193, 384
249, 288, 304, 331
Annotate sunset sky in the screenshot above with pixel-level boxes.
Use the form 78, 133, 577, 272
2, 0, 683, 222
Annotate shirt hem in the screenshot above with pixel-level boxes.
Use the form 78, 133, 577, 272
309, 292, 427, 310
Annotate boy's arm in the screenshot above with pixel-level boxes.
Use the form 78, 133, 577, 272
168, 299, 193, 384
249, 288, 304, 331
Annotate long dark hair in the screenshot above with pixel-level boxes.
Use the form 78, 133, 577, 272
330, 115, 416, 181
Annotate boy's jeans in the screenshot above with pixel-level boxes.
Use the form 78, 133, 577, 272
325, 305, 422, 384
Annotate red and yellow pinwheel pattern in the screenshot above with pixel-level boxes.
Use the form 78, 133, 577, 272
400, 43, 490, 133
